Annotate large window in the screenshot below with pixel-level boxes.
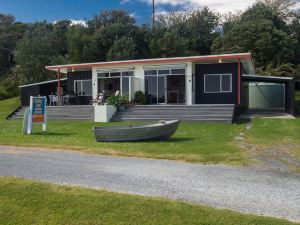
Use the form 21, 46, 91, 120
74, 80, 92, 96
144, 67, 186, 104
97, 70, 134, 100
204, 74, 232, 93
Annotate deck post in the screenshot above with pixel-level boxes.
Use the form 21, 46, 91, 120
238, 58, 241, 105
57, 69, 61, 106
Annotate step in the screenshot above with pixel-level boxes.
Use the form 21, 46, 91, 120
116, 111, 233, 116
111, 118, 232, 123
9, 106, 94, 121
111, 104, 235, 123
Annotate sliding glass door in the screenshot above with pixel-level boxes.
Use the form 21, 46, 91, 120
144, 68, 186, 104
157, 76, 166, 104
97, 70, 133, 100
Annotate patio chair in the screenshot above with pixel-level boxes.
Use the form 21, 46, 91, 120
91, 92, 105, 105
48, 95, 57, 106
63, 95, 70, 105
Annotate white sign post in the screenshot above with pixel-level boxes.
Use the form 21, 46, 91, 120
23, 96, 48, 135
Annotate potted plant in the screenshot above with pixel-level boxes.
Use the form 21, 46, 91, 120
134, 91, 146, 105
106, 95, 129, 110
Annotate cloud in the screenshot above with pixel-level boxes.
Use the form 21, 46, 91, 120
139, 0, 256, 14
70, 19, 87, 27
125, 0, 295, 14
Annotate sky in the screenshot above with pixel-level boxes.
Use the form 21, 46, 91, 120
0, 0, 299, 24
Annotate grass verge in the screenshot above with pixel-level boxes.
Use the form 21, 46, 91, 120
0, 97, 247, 165
1, 97, 300, 166
0, 177, 297, 225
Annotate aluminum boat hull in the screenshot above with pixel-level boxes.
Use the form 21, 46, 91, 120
93, 120, 180, 142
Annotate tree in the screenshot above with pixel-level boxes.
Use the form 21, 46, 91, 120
154, 8, 220, 56
186, 8, 220, 55
212, 3, 297, 67
261, 0, 297, 20
53, 20, 71, 56
146, 27, 190, 58
15, 23, 65, 83
89, 10, 139, 61
0, 14, 26, 75
107, 37, 137, 61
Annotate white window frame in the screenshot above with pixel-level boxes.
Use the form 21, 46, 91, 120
204, 73, 232, 93
144, 68, 186, 77
74, 80, 93, 96
96, 70, 134, 101
97, 70, 134, 78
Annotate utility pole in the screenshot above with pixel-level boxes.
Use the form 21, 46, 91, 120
152, 0, 155, 27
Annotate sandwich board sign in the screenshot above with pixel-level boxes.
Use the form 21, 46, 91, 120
23, 96, 47, 135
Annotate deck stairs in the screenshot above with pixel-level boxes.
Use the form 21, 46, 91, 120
8, 106, 94, 121
111, 104, 235, 123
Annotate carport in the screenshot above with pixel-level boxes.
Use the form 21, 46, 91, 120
242, 75, 295, 115
19, 78, 67, 106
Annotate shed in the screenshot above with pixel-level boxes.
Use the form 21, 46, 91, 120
242, 75, 295, 115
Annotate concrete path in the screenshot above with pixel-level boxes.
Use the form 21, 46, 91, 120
0, 145, 300, 222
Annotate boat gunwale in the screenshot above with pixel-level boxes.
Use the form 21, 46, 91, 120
93, 120, 179, 131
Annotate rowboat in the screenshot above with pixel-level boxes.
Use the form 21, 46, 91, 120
93, 120, 180, 142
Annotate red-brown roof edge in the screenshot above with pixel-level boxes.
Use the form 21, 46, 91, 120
45, 53, 252, 70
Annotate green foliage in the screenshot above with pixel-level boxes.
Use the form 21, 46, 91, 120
134, 91, 146, 104
66, 25, 102, 63
107, 37, 136, 61
0, 14, 27, 78
212, 3, 297, 67
151, 8, 220, 56
1, 5, 300, 100
0, 79, 19, 100
15, 23, 66, 84
106, 95, 129, 107
147, 27, 190, 57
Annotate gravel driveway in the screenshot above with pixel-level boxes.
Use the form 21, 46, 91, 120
0, 145, 300, 222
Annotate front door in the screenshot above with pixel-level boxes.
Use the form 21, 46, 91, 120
167, 75, 185, 104
145, 73, 186, 104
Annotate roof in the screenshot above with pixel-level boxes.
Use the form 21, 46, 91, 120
243, 74, 294, 83
19, 78, 67, 88
45, 53, 255, 74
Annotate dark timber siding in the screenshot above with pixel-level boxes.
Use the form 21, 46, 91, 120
21, 85, 40, 106
20, 80, 67, 106
67, 71, 92, 105
195, 63, 240, 104
67, 71, 92, 94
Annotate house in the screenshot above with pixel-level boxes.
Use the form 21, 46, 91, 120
15, 53, 295, 122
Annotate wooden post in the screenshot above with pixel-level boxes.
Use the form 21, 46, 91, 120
237, 58, 241, 105
57, 69, 61, 106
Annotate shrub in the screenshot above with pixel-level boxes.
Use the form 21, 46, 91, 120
134, 91, 146, 104
106, 95, 129, 107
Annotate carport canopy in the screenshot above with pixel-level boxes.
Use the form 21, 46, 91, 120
242, 75, 295, 115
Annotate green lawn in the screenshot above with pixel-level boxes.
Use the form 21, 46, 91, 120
0, 177, 297, 225
246, 119, 300, 146
296, 91, 300, 114
0, 97, 247, 164
1, 97, 300, 165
